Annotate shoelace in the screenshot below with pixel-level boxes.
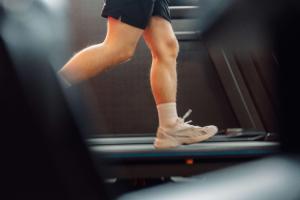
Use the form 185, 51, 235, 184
178, 109, 200, 128
182, 109, 192, 123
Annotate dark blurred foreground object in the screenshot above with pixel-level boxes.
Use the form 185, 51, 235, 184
119, 155, 300, 200
118, 0, 300, 199
274, 0, 300, 153
0, 1, 110, 199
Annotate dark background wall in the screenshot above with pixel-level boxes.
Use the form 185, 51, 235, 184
65, 0, 278, 135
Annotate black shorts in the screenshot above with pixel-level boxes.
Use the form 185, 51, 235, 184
101, 0, 171, 29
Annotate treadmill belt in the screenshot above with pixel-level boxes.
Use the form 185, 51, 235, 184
89, 141, 280, 159
87, 130, 276, 146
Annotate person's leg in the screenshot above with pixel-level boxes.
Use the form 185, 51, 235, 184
58, 17, 143, 86
144, 16, 218, 149
143, 16, 179, 127
144, 17, 178, 105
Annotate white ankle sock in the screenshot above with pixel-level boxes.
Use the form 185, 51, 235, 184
157, 102, 178, 128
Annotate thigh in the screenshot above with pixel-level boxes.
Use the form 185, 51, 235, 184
104, 17, 143, 50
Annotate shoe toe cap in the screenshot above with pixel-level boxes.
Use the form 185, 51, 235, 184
207, 125, 218, 134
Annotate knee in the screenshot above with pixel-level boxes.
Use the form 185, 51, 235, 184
166, 37, 179, 58
103, 42, 136, 63
117, 46, 136, 62
153, 37, 179, 63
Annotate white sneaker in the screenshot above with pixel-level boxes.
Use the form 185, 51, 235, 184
154, 109, 218, 149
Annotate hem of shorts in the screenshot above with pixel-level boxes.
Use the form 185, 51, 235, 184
152, 14, 172, 24
101, 13, 147, 30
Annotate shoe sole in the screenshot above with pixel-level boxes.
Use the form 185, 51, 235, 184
154, 130, 217, 149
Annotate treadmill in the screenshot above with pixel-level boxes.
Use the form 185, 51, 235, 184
87, 129, 280, 179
